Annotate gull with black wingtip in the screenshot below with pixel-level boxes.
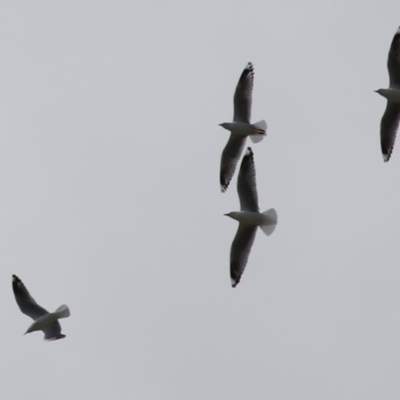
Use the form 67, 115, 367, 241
224, 148, 277, 287
219, 62, 267, 192
12, 274, 70, 341
376, 26, 400, 162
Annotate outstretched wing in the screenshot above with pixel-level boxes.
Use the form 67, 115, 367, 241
380, 101, 400, 161
12, 275, 48, 320
230, 224, 258, 287
237, 147, 259, 212
388, 27, 400, 88
220, 134, 247, 192
233, 62, 254, 123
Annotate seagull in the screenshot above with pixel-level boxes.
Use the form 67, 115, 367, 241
219, 62, 267, 192
376, 26, 400, 162
12, 274, 70, 341
224, 147, 277, 287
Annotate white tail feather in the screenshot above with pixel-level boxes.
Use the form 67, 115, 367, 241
260, 208, 278, 236
54, 304, 70, 319
252, 119, 267, 134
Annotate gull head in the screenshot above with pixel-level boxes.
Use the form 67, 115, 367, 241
219, 123, 230, 130
24, 326, 36, 335
24, 320, 44, 334
224, 212, 241, 221
375, 88, 393, 99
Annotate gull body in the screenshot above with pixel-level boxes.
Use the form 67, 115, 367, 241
219, 121, 266, 136
376, 26, 400, 161
219, 62, 267, 192
225, 148, 277, 287
12, 275, 70, 341
25, 305, 70, 335
225, 211, 275, 226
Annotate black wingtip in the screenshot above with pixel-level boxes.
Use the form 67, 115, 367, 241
244, 147, 253, 157
220, 176, 231, 193
246, 62, 254, 70
238, 63, 254, 83
231, 277, 240, 288
12, 275, 22, 296
241, 147, 254, 166
382, 148, 393, 162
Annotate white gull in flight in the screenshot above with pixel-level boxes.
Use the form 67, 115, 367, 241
224, 148, 277, 287
12, 274, 70, 341
376, 26, 400, 162
219, 62, 267, 192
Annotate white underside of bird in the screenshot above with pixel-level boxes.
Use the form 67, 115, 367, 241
219, 120, 267, 143
25, 304, 70, 334
225, 209, 278, 236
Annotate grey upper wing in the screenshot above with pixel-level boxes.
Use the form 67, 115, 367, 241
12, 275, 48, 320
233, 62, 254, 123
220, 134, 247, 192
237, 147, 259, 212
388, 27, 400, 88
380, 101, 400, 161
230, 224, 258, 287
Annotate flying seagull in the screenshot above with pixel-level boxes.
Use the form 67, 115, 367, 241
224, 147, 277, 287
12, 274, 70, 341
219, 62, 267, 192
376, 26, 400, 162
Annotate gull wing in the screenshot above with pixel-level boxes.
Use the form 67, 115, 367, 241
230, 224, 258, 287
220, 134, 246, 192
237, 147, 259, 212
233, 62, 254, 123
380, 101, 400, 161
388, 27, 400, 88
12, 275, 48, 320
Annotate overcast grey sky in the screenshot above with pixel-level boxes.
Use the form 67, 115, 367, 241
1, 1, 400, 399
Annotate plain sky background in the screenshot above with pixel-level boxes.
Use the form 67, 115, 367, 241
0, 1, 400, 399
